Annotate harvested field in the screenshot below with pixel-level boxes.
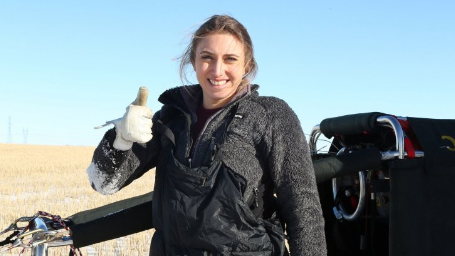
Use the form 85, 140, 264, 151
0, 143, 155, 256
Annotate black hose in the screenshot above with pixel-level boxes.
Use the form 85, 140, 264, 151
313, 147, 383, 184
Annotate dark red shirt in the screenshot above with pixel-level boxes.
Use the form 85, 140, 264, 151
191, 104, 221, 145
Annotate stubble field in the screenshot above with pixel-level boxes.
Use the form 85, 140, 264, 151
0, 143, 156, 256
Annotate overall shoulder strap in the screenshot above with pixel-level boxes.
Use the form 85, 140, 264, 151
155, 120, 175, 147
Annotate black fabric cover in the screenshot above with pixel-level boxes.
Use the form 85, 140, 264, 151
320, 112, 386, 139
407, 117, 455, 174
389, 117, 455, 256
70, 199, 153, 248
67, 191, 153, 226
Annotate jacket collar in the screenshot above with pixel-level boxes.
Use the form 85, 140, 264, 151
158, 84, 259, 113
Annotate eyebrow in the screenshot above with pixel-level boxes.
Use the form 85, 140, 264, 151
198, 50, 240, 58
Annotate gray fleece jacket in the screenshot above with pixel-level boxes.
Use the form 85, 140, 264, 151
87, 84, 327, 255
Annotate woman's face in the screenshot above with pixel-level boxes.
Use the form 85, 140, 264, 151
194, 33, 246, 109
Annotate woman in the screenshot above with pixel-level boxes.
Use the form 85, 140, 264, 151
87, 15, 327, 255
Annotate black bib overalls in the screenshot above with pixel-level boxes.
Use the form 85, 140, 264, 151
150, 120, 286, 256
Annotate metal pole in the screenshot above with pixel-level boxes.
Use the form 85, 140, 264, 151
30, 218, 48, 256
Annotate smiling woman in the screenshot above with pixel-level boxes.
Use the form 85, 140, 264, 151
78, 14, 327, 256
194, 33, 246, 109
179, 14, 258, 109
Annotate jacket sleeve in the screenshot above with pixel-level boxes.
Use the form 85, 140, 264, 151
263, 98, 327, 256
86, 113, 161, 195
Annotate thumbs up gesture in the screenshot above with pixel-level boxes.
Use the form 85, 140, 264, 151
112, 87, 153, 150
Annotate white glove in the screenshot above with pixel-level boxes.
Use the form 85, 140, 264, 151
95, 87, 153, 151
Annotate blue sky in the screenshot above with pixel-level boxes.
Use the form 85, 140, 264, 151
1, 1, 454, 146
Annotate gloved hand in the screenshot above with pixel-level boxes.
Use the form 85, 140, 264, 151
96, 87, 153, 151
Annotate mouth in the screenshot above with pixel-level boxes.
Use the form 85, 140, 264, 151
209, 79, 228, 86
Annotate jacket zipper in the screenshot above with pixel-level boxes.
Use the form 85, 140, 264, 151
253, 187, 259, 208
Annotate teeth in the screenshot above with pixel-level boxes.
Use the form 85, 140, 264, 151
210, 79, 227, 86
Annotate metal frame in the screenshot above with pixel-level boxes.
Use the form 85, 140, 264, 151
310, 115, 425, 160
310, 115, 424, 221
1, 216, 73, 256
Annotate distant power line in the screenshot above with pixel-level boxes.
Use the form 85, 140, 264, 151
23, 128, 29, 144
7, 116, 12, 143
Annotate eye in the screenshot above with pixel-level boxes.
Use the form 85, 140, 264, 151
225, 56, 238, 62
201, 55, 212, 60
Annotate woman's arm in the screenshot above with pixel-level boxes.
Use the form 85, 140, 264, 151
87, 114, 161, 195
263, 98, 327, 256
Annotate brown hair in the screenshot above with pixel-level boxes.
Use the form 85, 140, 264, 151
179, 15, 258, 88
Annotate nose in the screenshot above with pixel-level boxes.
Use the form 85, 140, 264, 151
211, 58, 224, 77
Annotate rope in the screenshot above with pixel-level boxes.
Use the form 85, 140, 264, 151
38, 211, 83, 256
13, 211, 83, 256
0, 231, 19, 246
